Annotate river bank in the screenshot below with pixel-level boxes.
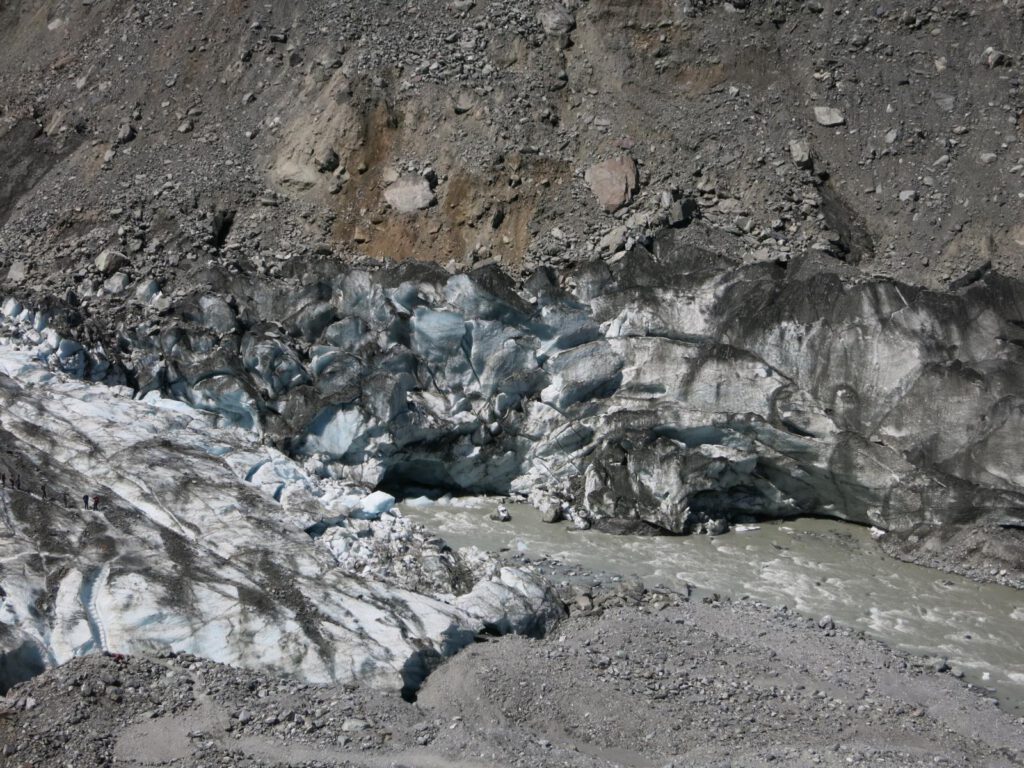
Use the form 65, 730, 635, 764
404, 498, 1024, 715
2, 563, 1022, 768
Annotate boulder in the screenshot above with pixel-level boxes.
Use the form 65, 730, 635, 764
352, 491, 396, 520
116, 123, 136, 144
538, 5, 574, 35
529, 489, 564, 523
95, 249, 126, 275
585, 156, 639, 213
384, 177, 436, 213
456, 567, 565, 636
537, 4, 575, 47
272, 159, 319, 191
5, 261, 27, 283
135, 279, 161, 303
198, 295, 237, 334
316, 147, 340, 173
599, 226, 628, 254
813, 106, 845, 126
102, 272, 131, 295
789, 139, 813, 169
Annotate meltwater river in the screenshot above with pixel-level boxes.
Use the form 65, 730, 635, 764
404, 497, 1024, 715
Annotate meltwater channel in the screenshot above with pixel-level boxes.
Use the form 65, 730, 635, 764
404, 498, 1024, 715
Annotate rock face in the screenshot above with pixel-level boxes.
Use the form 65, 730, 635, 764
585, 156, 639, 213
14, 226, 1021, 544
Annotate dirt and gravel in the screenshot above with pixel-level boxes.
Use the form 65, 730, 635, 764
1, 560, 1022, 768
4, 0, 1024, 322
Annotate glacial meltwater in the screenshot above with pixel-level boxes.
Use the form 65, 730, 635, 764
404, 497, 1024, 715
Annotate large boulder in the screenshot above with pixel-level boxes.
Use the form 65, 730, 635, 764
585, 156, 639, 213
5, 261, 27, 284
537, 4, 575, 46
384, 177, 436, 213
95, 249, 126, 275
538, 5, 574, 35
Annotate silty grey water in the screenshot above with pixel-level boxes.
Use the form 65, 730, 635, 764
403, 497, 1024, 714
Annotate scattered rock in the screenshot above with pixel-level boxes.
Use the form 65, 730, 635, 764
5, 260, 28, 283
537, 4, 575, 36
103, 272, 131, 295
116, 123, 136, 144
317, 148, 340, 173
982, 46, 1007, 68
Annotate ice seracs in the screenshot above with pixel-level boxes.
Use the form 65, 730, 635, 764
21, 225, 1018, 544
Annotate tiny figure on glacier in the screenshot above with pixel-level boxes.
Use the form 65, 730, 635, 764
489, 503, 511, 522
82, 494, 89, 509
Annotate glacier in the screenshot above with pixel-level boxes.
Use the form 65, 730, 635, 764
0, 317, 562, 694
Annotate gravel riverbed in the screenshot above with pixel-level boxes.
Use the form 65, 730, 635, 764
3, 558, 1022, 768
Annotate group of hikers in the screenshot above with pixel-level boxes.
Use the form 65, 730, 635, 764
1, 471, 101, 509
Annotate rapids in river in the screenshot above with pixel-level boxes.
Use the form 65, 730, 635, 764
405, 497, 1024, 715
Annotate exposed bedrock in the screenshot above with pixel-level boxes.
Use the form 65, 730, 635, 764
18, 228, 1024, 539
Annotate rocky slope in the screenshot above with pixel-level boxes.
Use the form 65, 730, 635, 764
2, 0, 1024, 298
